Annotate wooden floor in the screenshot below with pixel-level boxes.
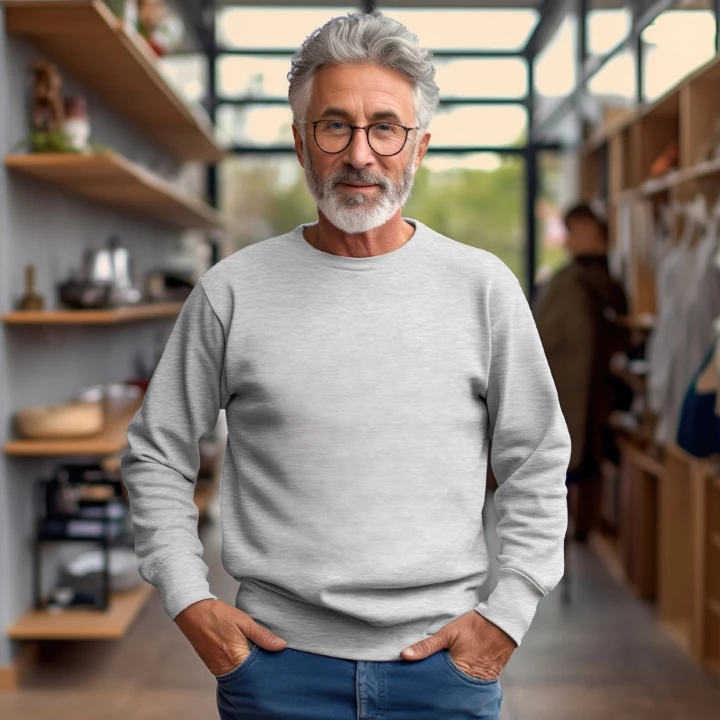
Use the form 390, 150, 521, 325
2, 490, 720, 719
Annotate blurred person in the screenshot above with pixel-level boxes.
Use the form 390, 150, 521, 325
533, 203, 630, 543
121, 11, 571, 720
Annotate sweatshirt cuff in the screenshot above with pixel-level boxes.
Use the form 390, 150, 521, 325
474, 570, 546, 648
163, 586, 218, 622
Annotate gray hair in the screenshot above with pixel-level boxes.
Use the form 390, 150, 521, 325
288, 10, 440, 134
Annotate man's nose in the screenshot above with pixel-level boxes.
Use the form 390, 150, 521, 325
342, 127, 375, 168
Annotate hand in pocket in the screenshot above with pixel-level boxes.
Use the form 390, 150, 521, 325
173, 598, 287, 676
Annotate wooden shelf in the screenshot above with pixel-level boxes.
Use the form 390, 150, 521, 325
6, 583, 154, 640
4, 396, 142, 456
3, 301, 183, 325
617, 437, 665, 479
5, 152, 227, 230
4, 0, 222, 163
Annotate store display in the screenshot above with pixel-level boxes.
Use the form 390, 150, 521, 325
57, 236, 142, 309
677, 327, 720, 458
644, 194, 720, 447
32, 464, 133, 611
16, 400, 104, 439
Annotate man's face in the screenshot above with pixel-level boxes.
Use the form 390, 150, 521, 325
565, 218, 605, 255
292, 63, 431, 234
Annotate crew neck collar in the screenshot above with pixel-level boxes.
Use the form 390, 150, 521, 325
283, 218, 427, 270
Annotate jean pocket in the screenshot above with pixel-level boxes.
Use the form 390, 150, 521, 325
441, 649, 500, 686
213, 643, 261, 682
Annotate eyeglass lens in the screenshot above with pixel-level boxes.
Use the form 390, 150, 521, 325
315, 121, 407, 155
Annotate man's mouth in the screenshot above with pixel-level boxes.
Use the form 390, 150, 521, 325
337, 181, 379, 190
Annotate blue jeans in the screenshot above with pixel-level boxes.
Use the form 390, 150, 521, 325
215, 639, 503, 719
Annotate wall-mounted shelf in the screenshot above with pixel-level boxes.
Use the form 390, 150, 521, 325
6, 583, 154, 640
3, 301, 183, 325
5, 152, 227, 230
4, 0, 223, 163
4, 396, 142, 457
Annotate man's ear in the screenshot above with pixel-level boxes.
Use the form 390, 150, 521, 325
414, 131, 430, 171
293, 123, 305, 168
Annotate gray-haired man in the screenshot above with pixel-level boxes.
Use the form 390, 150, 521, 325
121, 11, 571, 719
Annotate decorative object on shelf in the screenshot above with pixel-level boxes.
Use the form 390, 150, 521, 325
649, 141, 679, 178
30, 60, 69, 152
57, 236, 141, 309
102, 0, 138, 32
32, 464, 135, 611
137, 0, 183, 56
62, 96, 91, 152
18, 264, 44, 311
16, 400, 104, 440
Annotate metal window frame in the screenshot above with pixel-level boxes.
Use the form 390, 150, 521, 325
189, 0, 597, 295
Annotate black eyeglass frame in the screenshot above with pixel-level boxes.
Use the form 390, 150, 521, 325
303, 119, 420, 157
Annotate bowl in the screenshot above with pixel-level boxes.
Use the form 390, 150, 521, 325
16, 400, 104, 439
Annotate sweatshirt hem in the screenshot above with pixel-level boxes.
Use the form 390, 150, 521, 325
235, 579, 483, 662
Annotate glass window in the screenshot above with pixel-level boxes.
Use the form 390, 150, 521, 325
534, 13, 577, 99
217, 56, 291, 100
158, 53, 207, 105
587, 45, 636, 100
434, 57, 528, 99
580, 45, 637, 134
428, 105, 527, 148
220, 152, 525, 287
641, 3, 716, 102
217, 6, 355, 49
377, 8, 539, 51
587, 5, 632, 58
406, 152, 525, 287
217, 104, 294, 148
537, 151, 579, 284
220, 155, 315, 247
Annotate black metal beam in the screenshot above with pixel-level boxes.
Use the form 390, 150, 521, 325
524, 0, 571, 61
171, 0, 213, 53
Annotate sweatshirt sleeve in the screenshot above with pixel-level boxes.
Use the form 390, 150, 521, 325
120, 278, 230, 621
474, 262, 572, 647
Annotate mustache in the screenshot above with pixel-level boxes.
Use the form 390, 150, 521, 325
328, 169, 392, 190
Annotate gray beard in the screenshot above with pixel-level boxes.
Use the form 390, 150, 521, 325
302, 138, 418, 234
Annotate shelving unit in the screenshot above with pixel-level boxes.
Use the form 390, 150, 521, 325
5, 153, 227, 230
616, 436, 663, 600
4, 397, 142, 456
580, 48, 720, 679
3, 301, 183, 325
4, 0, 223, 163
6, 583, 154, 640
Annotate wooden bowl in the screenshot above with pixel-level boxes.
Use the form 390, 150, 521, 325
16, 400, 104, 439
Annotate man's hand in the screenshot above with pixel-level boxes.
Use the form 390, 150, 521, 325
174, 599, 288, 676
400, 610, 516, 681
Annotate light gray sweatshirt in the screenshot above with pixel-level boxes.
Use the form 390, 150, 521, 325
120, 218, 571, 661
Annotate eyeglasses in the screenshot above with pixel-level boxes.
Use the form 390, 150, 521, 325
303, 119, 419, 156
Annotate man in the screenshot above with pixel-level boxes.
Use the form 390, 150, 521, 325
121, 11, 571, 719
533, 203, 629, 542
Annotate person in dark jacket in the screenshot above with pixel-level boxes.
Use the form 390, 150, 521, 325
533, 203, 630, 542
